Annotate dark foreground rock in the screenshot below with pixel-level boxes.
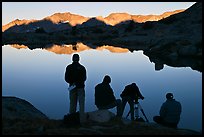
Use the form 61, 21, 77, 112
2, 96, 202, 135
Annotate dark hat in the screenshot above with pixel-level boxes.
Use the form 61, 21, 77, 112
166, 93, 173, 99
103, 75, 111, 84
72, 54, 79, 62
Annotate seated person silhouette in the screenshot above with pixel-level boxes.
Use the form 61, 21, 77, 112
153, 93, 182, 128
94, 75, 122, 118
120, 83, 144, 121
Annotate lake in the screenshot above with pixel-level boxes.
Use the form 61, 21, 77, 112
2, 44, 202, 132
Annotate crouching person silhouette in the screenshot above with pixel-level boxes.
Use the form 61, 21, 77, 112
94, 75, 122, 118
120, 83, 144, 121
153, 93, 182, 128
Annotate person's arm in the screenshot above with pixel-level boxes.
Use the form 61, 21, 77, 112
136, 86, 144, 100
81, 66, 87, 82
65, 66, 71, 84
159, 103, 166, 117
178, 102, 182, 114
107, 85, 116, 101
120, 87, 127, 98
94, 85, 99, 106
65, 65, 76, 85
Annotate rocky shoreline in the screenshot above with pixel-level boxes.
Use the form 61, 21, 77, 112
2, 96, 201, 135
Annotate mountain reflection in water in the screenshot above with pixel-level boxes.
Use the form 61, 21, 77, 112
10, 43, 202, 73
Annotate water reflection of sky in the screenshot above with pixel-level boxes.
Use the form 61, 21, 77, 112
2, 45, 202, 132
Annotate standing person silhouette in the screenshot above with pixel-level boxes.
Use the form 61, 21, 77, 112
65, 53, 87, 123
94, 75, 122, 118
153, 93, 182, 128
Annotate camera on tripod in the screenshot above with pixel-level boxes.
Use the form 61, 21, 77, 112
126, 98, 149, 123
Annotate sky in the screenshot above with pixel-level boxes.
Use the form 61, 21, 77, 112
2, 2, 196, 25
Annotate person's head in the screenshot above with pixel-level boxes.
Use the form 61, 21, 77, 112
131, 83, 137, 87
103, 75, 111, 84
72, 54, 79, 62
166, 93, 174, 100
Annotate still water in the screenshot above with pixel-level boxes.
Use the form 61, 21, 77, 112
2, 44, 202, 132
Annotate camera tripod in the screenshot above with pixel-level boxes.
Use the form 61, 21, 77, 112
126, 101, 149, 122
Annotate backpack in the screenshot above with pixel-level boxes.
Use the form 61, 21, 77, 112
63, 112, 80, 127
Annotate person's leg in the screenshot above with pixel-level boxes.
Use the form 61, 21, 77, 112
153, 116, 163, 125
69, 89, 77, 114
163, 122, 178, 129
98, 100, 118, 116
115, 99, 122, 117
153, 116, 178, 128
97, 99, 123, 118
121, 97, 128, 118
127, 99, 134, 121
78, 88, 86, 123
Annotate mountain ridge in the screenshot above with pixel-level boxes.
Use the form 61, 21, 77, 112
2, 9, 184, 32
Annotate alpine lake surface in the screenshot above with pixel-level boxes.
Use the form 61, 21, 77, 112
2, 43, 202, 132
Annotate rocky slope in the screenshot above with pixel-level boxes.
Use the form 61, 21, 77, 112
2, 96, 201, 135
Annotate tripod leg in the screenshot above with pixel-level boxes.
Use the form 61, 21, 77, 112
135, 106, 139, 119
140, 108, 149, 122
138, 103, 149, 122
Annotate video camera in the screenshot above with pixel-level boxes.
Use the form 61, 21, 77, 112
134, 95, 144, 103
138, 96, 144, 100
